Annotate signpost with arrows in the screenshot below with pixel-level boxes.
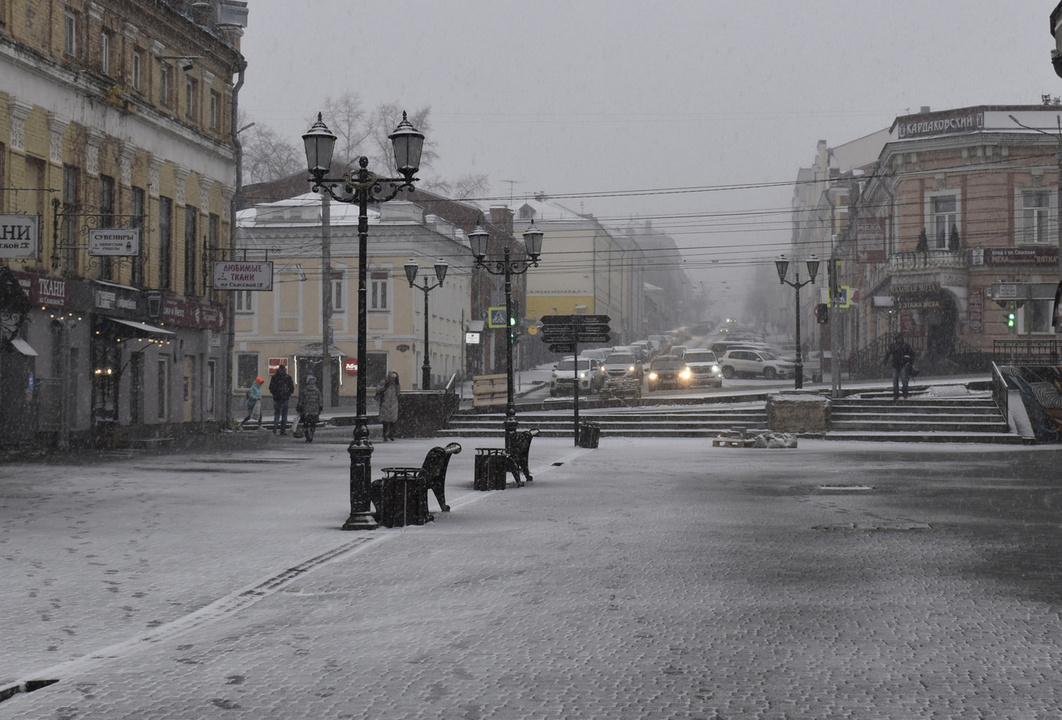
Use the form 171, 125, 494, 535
539, 314, 612, 444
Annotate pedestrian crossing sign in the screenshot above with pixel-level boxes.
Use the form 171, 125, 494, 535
488, 307, 508, 328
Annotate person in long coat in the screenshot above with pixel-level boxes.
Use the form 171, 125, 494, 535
376, 371, 401, 441
295, 375, 323, 443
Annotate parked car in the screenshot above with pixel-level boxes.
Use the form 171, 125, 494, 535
550, 357, 608, 396
718, 349, 795, 380
646, 354, 692, 391
680, 348, 723, 387
603, 351, 643, 380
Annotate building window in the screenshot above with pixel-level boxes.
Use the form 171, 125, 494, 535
209, 91, 219, 130
131, 186, 145, 286
64, 11, 77, 57
159, 196, 172, 289
99, 175, 115, 281
234, 290, 254, 313
370, 271, 389, 311
236, 353, 259, 389
331, 271, 345, 314
132, 51, 142, 91
159, 62, 172, 106
1021, 300, 1055, 335
1019, 190, 1052, 245
100, 31, 111, 74
62, 165, 80, 274
184, 205, 196, 296
929, 194, 958, 249
185, 77, 198, 120
157, 358, 168, 420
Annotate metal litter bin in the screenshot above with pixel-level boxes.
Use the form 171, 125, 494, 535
577, 421, 601, 449
474, 448, 508, 491
376, 467, 430, 527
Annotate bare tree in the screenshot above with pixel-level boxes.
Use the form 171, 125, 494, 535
320, 91, 370, 172
423, 173, 490, 200
240, 121, 302, 185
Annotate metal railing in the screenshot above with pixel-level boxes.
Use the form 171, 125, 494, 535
992, 338, 1059, 365
990, 361, 1009, 427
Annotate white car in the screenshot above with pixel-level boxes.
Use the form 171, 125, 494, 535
550, 357, 607, 396
718, 349, 795, 380
680, 349, 723, 387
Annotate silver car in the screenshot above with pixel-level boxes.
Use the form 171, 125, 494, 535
680, 349, 723, 387
718, 349, 795, 380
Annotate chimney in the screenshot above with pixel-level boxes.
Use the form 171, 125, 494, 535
489, 206, 513, 233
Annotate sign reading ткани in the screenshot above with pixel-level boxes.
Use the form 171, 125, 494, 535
212, 261, 274, 291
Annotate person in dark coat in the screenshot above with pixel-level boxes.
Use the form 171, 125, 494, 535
295, 375, 323, 443
882, 332, 915, 400
376, 371, 400, 441
268, 365, 295, 435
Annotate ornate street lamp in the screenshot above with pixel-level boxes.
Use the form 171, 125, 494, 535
303, 111, 425, 531
775, 254, 820, 390
404, 257, 448, 390
0, 266, 31, 345
467, 220, 543, 453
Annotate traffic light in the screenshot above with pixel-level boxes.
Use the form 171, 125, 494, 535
1007, 311, 1016, 328
816, 303, 829, 324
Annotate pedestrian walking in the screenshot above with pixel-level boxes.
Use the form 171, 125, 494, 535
882, 332, 915, 400
295, 374, 323, 443
268, 364, 295, 435
376, 371, 401, 441
243, 376, 264, 429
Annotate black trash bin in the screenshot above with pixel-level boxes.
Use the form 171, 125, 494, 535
577, 421, 601, 449
375, 467, 430, 527
474, 448, 508, 491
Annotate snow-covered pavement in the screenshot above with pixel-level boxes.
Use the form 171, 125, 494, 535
3, 433, 1062, 718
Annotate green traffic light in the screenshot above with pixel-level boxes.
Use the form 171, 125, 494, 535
1007, 312, 1015, 327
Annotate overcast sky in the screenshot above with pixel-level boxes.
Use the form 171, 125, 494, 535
239, 0, 1060, 311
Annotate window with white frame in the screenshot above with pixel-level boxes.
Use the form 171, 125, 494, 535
1020, 300, 1055, 335
209, 91, 219, 130
331, 270, 346, 314
1019, 190, 1052, 245
929, 194, 958, 249
159, 62, 172, 106
234, 290, 254, 313
185, 76, 198, 120
370, 271, 389, 311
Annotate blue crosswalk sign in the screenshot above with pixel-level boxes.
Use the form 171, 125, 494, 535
488, 307, 508, 328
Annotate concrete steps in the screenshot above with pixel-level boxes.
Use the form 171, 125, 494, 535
825, 394, 1020, 444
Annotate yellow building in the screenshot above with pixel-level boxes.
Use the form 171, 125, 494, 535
0, 0, 247, 447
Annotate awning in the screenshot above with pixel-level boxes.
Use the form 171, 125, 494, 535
294, 343, 345, 358
105, 317, 176, 337
9, 338, 38, 356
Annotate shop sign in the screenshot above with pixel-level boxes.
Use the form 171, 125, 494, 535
896, 109, 984, 139
897, 298, 941, 310
13, 271, 68, 308
268, 358, 288, 374
94, 285, 139, 313
162, 296, 227, 330
0, 215, 39, 258
968, 287, 984, 333
892, 282, 941, 296
856, 217, 886, 263
344, 359, 358, 376
212, 261, 274, 290
985, 247, 1058, 266
89, 228, 140, 256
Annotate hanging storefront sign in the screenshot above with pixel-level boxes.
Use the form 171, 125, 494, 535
89, 228, 140, 256
855, 217, 886, 263
212, 261, 274, 290
0, 215, 39, 259
984, 247, 1058, 266
968, 287, 984, 333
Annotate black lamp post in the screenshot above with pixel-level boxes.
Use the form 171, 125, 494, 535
774, 254, 820, 390
303, 110, 425, 531
467, 221, 543, 454
404, 257, 448, 390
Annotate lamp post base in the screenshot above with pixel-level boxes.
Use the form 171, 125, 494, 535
794, 361, 804, 390
342, 440, 377, 530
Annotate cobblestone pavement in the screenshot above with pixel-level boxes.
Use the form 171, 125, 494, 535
3, 434, 1062, 718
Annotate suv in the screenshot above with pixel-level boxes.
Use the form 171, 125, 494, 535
550, 357, 607, 396
646, 354, 692, 391
603, 351, 643, 380
718, 349, 795, 380
680, 349, 723, 387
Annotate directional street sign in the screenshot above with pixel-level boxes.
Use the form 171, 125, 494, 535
540, 314, 611, 325
548, 343, 576, 354
576, 334, 611, 344
573, 323, 610, 334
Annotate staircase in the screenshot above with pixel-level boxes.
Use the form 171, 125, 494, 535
825, 392, 1020, 444
439, 404, 769, 439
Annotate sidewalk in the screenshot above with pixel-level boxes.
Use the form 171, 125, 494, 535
3, 434, 1062, 717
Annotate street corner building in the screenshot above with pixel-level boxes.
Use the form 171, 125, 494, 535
0, 0, 248, 449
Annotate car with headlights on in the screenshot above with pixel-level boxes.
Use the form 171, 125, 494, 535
550, 356, 607, 396
602, 351, 643, 381
680, 348, 723, 387
646, 354, 692, 391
